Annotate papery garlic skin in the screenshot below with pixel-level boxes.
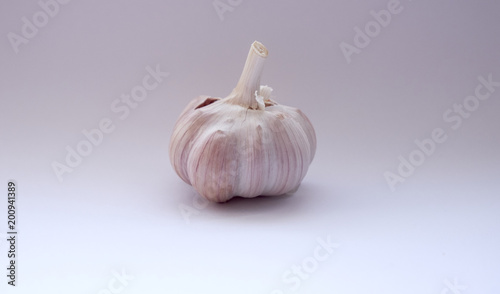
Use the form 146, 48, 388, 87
169, 41, 316, 202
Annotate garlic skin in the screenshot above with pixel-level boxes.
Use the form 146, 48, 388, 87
169, 41, 316, 202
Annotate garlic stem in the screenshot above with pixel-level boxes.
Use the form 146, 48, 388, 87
230, 41, 268, 110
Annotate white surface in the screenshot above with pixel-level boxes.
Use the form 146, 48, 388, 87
1, 0, 499, 293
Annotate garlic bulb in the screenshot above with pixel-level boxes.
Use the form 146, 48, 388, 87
169, 41, 316, 202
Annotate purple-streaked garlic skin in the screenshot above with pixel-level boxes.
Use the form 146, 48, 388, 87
169, 41, 316, 202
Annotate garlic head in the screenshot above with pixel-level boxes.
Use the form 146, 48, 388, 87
169, 41, 316, 202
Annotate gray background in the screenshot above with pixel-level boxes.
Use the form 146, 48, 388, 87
1, 0, 499, 293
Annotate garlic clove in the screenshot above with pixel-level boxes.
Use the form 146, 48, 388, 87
169, 41, 316, 202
